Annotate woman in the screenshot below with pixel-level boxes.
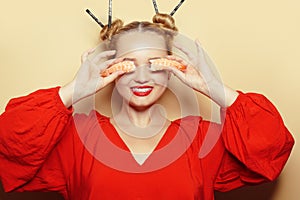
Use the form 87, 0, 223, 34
0, 13, 294, 200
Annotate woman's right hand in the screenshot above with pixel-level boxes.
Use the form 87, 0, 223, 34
59, 48, 124, 108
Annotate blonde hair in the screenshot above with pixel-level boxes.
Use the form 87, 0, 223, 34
100, 13, 178, 54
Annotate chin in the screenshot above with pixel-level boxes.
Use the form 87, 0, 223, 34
125, 91, 167, 110
128, 99, 156, 110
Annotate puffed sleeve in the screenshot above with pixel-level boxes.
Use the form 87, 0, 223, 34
214, 91, 294, 192
0, 87, 73, 193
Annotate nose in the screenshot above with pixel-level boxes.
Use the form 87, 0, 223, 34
133, 65, 151, 84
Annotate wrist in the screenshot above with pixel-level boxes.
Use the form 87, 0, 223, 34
59, 81, 75, 108
200, 80, 238, 108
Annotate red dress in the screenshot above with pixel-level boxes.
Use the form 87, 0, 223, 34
0, 87, 294, 200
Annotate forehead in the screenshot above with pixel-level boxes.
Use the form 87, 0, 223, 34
115, 31, 167, 58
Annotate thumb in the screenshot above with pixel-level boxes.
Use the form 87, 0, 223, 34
101, 71, 125, 88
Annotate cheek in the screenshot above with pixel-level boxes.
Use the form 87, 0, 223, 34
114, 75, 132, 96
115, 74, 132, 86
152, 72, 170, 87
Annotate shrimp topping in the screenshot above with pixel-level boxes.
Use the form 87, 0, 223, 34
149, 58, 187, 71
101, 60, 136, 77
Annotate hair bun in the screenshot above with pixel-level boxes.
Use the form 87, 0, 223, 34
152, 13, 178, 32
100, 19, 124, 41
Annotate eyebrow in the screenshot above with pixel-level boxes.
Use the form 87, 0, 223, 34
122, 57, 163, 62
122, 58, 136, 62
148, 57, 162, 60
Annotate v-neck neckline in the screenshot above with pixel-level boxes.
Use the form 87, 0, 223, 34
104, 117, 178, 165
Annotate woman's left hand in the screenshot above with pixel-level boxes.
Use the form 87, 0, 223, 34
164, 40, 239, 107
164, 40, 219, 96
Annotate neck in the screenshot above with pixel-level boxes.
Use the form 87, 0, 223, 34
111, 101, 169, 139
113, 100, 168, 127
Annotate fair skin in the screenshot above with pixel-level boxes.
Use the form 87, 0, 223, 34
110, 32, 172, 157
58, 30, 239, 157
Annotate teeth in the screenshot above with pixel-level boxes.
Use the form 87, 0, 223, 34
131, 88, 152, 92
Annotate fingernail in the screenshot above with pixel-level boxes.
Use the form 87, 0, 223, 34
117, 71, 125, 76
195, 39, 202, 46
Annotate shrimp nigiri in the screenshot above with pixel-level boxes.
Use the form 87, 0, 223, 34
101, 60, 136, 77
149, 58, 187, 71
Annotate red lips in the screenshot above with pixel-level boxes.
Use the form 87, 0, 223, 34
131, 86, 153, 97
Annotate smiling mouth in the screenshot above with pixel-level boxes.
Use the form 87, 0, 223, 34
131, 86, 153, 97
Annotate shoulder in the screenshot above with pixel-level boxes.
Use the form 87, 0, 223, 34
72, 110, 111, 131
172, 115, 203, 127
173, 115, 221, 135
173, 116, 224, 157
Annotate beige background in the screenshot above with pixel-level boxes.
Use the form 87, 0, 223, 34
0, 0, 299, 199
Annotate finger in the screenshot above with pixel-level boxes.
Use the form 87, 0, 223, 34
165, 65, 187, 83
173, 41, 194, 60
102, 71, 125, 86
165, 55, 189, 67
195, 40, 206, 66
81, 47, 97, 63
92, 50, 116, 64
98, 58, 118, 72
